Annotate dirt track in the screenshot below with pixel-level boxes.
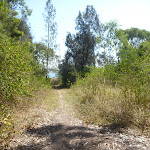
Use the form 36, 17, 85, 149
8, 89, 150, 150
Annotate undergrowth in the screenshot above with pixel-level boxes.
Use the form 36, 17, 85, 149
71, 67, 150, 134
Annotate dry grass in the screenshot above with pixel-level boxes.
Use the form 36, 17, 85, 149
12, 88, 59, 130
71, 82, 150, 135
0, 88, 59, 148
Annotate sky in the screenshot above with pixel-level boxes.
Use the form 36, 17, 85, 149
25, 0, 150, 58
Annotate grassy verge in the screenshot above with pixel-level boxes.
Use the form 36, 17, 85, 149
70, 71, 150, 136
0, 87, 59, 148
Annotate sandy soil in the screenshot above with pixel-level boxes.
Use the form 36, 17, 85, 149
8, 89, 150, 150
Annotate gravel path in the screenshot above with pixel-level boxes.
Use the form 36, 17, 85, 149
8, 89, 150, 150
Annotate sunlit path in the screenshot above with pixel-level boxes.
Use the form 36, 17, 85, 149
8, 89, 150, 150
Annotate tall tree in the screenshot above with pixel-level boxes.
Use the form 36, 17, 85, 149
59, 5, 102, 87
43, 0, 57, 76
65, 5, 101, 73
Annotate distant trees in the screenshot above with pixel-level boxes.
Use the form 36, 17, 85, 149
66, 5, 101, 71
97, 21, 120, 66
4, 0, 32, 19
123, 27, 150, 46
97, 22, 150, 66
34, 42, 55, 77
59, 5, 102, 87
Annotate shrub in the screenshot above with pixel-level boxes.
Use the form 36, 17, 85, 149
71, 67, 150, 132
0, 34, 35, 100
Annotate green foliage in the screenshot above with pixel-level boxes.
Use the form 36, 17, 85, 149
97, 23, 150, 105
0, 0, 56, 146
35, 42, 55, 65
0, 1, 23, 38
59, 5, 101, 87
66, 5, 101, 71
71, 27, 150, 131
4, 0, 32, 19
114, 38, 150, 104
120, 27, 150, 50
18, 19, 32, 42
124, 28, 150, 40
0, 0, 33, 43
0, 34, 35, 100
0, 25, 50, 149
58, 60, 75, 87
72, 66, 150, 131
97, 21, 120, 65
34, 42, 57, 80
50, 78, 60, 86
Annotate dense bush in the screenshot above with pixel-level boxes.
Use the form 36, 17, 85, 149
72, 65, 150, 131
72, 51, 150, 132
0, 34, 35, 146
0, 33, 50, 145
0, 34, 36, 100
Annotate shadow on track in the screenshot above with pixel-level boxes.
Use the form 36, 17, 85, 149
14, 123, 125, 150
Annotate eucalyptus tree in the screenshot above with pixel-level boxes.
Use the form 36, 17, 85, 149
43, 0, 57, 76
